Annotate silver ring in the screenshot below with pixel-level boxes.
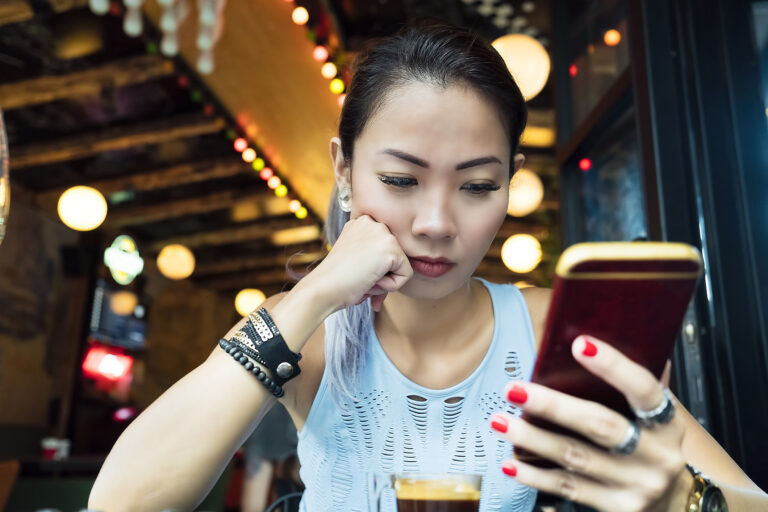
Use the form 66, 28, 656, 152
633, 388, 677, 426
612, 421, 641, 455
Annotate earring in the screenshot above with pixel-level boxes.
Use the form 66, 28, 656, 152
338, 187, 352, 213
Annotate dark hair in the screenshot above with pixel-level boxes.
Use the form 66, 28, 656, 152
323, 21, 528, 403
338, 20, 527, 175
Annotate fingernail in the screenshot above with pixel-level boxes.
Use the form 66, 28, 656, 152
506, 384, 528, 404
501, 462, 517, 477
490, 413, 508, 433
582, 338, 598, 357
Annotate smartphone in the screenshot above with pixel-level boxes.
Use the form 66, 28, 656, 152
514, 242, 702, 466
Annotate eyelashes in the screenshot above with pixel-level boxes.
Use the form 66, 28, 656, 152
378, 176, 501, 195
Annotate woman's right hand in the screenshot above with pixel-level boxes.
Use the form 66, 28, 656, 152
306, 215, 413, 312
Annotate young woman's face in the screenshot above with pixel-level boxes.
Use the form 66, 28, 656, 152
340, 81, 512, 299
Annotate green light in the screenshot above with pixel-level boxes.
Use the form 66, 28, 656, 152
252, 158, 265, 171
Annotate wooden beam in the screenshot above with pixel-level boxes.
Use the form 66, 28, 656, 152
196, 268, 293, 291
149, 217, 320, 251
193, 249, 325, 277
0, 0, 33, 27
47, 0, 90, 12
107, 189, 272, 228
9, 115, 225, 170
36, 157, 247, 210
0, 55, 174, 110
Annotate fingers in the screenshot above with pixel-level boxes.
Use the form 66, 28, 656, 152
501, 381, 632, 451
497, 459, 641, 512
489, 412, 634, 486
572, 336, 666, 413
370, 294, 387, 312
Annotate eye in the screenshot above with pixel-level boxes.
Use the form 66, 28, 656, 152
379, 176, 417, 188
461, 183, 502, 195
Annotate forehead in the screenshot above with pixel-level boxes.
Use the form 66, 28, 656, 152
354, 81, 511, 163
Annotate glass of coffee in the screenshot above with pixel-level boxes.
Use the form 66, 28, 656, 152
372, 472, 482, 512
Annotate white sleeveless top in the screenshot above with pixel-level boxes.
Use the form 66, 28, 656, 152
296, 278, 539, 512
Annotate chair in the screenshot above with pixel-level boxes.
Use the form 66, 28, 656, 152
0, 459, 20, 511
265, 491, 303, 512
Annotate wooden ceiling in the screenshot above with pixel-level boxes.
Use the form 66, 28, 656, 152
1, 0, 560, 298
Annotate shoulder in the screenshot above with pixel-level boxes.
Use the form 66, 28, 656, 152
520, 287, 552, 352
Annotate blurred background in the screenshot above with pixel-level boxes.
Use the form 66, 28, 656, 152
0, 0, 766, 510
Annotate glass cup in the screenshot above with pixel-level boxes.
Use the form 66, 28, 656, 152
371, 472, 482, 512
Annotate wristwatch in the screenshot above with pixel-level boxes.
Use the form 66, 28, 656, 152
686, 464, 728, 512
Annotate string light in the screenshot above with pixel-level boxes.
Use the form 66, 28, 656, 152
233, 137, 248, 152
275, 185, 288, 197
289, 200, 302, 213
337, 94, 346, 108
252, 158, 265, 171
321, 62, 337, 79
58, 186, 107, 231
295, 207, 308, 219
260, 167, 274, 180
330, 78, 345, 94
267, 176, 281, 189
291, 6, 309, 25
241, 148, 256, 163
579, 158, 593, 172
569, 64, 578, 77
313, 45, 329, 62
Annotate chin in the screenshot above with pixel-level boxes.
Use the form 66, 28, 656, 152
397, 271, 471, 300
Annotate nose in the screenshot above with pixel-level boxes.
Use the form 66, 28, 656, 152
411, 190, 457, 240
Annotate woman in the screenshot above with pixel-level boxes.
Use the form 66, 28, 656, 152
89, 22, 768, 511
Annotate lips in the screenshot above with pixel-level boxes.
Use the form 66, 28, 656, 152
408, 256, 456, 278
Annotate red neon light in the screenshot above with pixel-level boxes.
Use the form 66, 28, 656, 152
82, 347, 133, 381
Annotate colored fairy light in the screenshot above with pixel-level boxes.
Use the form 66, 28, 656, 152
252, 158, 265, 171
579, 158, 592, 171
289, 200, 301, 213
242, 148, 256, 163
337, 94, 346, 108
233, 137, 248, 152
292, 6, 309, 25
569, 64, 578, 77
275, 185, 288, 197
313, 45, 329, 62
260, 167, 274, 180
330, 78, 345, 94
604, 29, 621, 47
267, 176, 281, 189
321, 62, 337, 79
295, 207, 308, 219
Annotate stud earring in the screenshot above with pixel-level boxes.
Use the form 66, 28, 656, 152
338, 187, 352, 213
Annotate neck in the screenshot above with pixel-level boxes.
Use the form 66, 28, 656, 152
375, 278, 487, 354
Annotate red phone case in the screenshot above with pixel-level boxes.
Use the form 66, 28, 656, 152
514, 243, 702, 467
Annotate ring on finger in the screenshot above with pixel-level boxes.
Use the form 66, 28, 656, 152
612, 420, 641, 455
632, 387, 676, 427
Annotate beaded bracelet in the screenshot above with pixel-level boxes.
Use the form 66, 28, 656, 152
218, 338, 284, 398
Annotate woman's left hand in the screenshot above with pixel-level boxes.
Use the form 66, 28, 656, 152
489, 335, 693, 512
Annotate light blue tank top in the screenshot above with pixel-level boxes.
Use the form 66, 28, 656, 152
297, 278, 539, 512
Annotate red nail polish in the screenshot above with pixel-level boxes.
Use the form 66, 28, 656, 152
490, 414, 508, 433
582, 339, 598, 357
506, 384, 528, 404
501, 462, 517, 477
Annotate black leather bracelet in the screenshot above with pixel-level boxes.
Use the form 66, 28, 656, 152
218, 338, 284, 397
242, 308, 302, 386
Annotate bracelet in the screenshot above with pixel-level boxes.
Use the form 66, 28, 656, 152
219, 338, 284, 397
243, 308, 302, 386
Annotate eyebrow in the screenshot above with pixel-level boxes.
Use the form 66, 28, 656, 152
380, 149, 502, 170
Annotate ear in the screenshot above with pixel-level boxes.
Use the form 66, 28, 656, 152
329, 137, 351, 190
512, 153, 526, 175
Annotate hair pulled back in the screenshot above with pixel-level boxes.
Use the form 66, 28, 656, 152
323, 20, 528, 402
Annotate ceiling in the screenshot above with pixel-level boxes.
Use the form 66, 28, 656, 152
1, 0, 560, 298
